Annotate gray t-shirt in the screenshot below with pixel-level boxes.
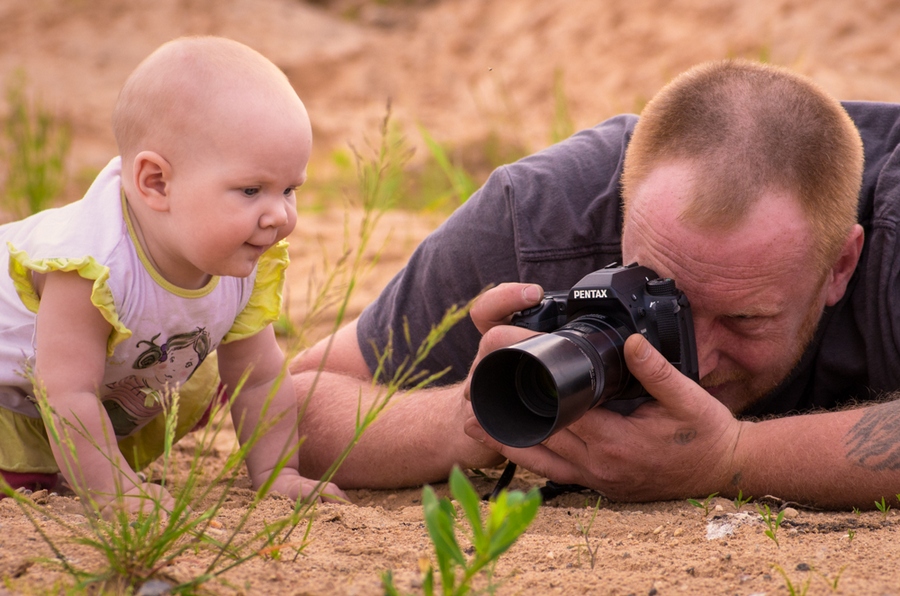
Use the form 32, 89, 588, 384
357, 102, 900, 416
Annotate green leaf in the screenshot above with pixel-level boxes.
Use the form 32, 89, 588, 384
485, 488, 541, 560
422, 486, 466, 568
449, 467, 485, 548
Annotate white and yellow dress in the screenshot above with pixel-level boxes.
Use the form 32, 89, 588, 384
0, 156, 288, 474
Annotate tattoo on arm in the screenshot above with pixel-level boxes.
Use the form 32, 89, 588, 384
844, 401, 900, 471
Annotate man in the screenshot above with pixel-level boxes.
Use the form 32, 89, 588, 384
291, 59, 900, 509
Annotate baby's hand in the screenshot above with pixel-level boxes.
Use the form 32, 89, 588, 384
268, 471, 348, 503
94, 482, 177, 520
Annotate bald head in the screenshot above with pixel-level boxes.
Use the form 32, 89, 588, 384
112, 36, 306, 167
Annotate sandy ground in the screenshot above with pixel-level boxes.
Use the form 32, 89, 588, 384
3, 0, 900, 594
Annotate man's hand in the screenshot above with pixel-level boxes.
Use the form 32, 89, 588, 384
469, 282, 544, 336
464, 333, 745, 501
464, 283, 544, 401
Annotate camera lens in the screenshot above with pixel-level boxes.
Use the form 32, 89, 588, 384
471, 316, 636, 447
516, 359, 558, 418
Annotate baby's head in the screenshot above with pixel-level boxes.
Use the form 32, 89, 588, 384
113, 36, 310, 174
112, 37, 310, 287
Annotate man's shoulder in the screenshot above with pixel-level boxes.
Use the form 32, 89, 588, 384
841, 100, 900, 122
509, 114, 638, 170
842, 101, 900, 155
500, 113, 637, 204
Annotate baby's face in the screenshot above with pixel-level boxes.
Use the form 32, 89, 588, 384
157, 95, 310, 288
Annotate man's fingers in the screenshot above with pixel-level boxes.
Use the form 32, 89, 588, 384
463, 417, 585, 486
470, 283, 543, 335
623, 333, 698, 406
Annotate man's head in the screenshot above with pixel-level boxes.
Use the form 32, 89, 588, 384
620, 60, 865, 413
112, 36, 310, 289
622, 59, 863, 270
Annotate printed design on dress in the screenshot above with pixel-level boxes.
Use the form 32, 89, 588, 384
103, 327, 211, 437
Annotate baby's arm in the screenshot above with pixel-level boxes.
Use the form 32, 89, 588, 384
34, 271, 174, 514
216, 325, 346, 502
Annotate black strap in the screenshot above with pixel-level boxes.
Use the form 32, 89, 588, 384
482, 461, 589, 502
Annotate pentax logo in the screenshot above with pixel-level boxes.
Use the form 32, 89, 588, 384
573, 289, 608, 299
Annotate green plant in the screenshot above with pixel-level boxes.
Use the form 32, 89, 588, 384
732, 489, 752, 510
549, 67, 575, 144
757, 503, 785, 547
815, 565, 846, 592
687, 492, 718, 517
1, 69, 71, 217
574, 496, 603, 569
847, 529, 856, 542
417, 124, 478, 208
383, 466, 541, 596
875, 496, 891, 520
852, 506, 861, 516
772, 564, 810, 596
2, 380, 304, 593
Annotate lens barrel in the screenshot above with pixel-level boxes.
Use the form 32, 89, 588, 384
470, 316, 635, 447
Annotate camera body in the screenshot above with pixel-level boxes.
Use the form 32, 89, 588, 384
470, 263, 699, 447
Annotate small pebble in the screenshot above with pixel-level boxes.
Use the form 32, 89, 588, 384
782, 507, 799, 519
136, 579, 174, 596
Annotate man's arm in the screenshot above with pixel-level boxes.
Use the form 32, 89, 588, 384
289, 319, 504, 489
465, 331, 900, 509
289, 319, 371, 379
288, 284, 550, 488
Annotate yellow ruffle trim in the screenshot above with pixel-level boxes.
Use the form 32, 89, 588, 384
222, 239, 290, 344
7, 243, 132, 356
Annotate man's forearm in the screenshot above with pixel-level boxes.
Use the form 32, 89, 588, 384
730, 398, 900, 509
292, 370, 503, 489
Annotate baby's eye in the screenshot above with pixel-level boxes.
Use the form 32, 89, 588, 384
283, 187, 296, 197
242, 188, 260, 197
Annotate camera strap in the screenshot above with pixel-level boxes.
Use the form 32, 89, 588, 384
482, 461, 590, 503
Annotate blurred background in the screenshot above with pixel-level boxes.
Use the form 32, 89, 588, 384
2, 0, 899, 340
3, 0, 900, 203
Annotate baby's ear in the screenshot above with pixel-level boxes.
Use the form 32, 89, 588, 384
131, 151, 171, 212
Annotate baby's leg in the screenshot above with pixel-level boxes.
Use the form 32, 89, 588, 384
0, 405, 62, 496
0, 470, 63, 494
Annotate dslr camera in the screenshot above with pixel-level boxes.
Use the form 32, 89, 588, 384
470, 263, 699, 448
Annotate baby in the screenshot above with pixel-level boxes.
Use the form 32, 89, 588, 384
0, 36, 345, 513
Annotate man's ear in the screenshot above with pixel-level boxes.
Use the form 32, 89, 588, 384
131, 151, 172, 212
824, 223, 864, 306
